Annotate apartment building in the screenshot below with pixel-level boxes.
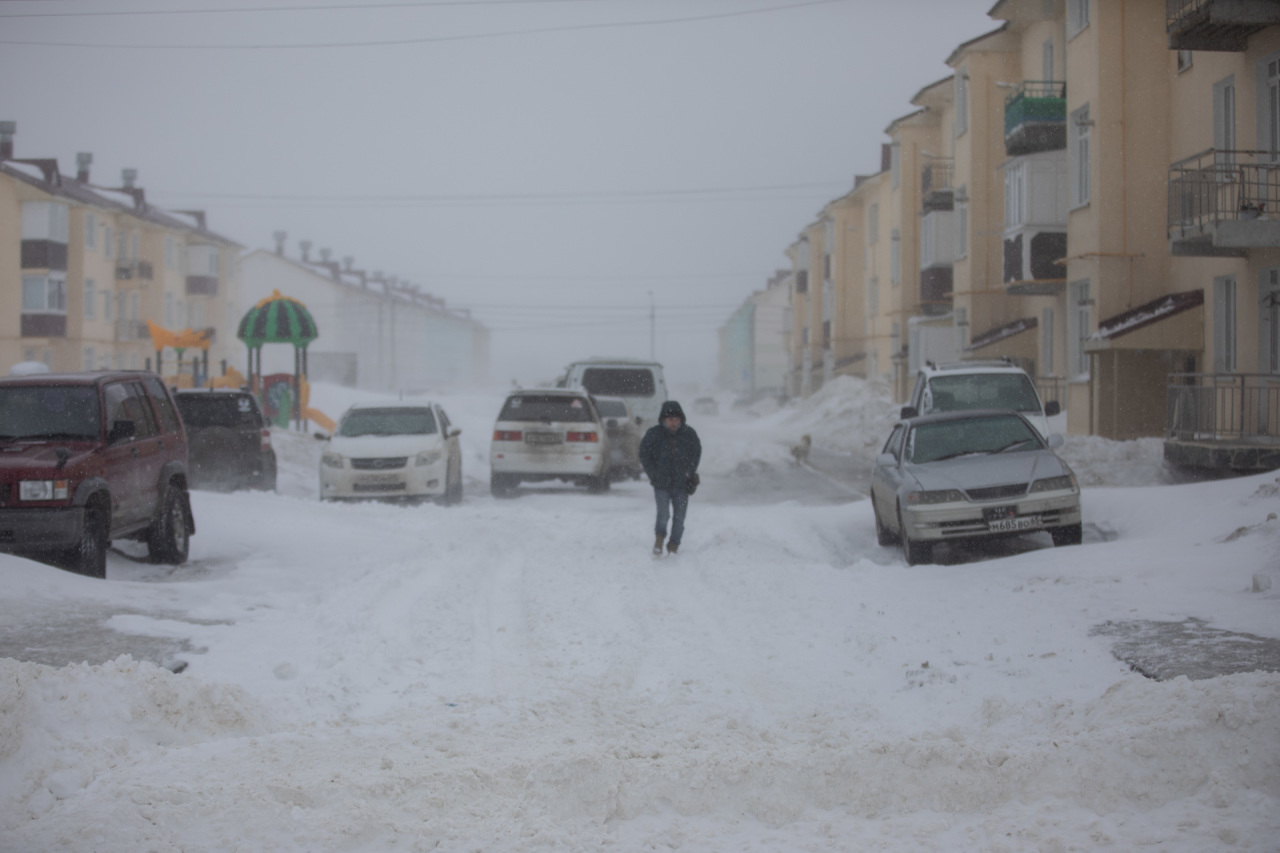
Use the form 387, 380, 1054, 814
1, 124, 242, 381
768, 0, 1280, 470
717, 269, 791, 397
240, 242, 490, 392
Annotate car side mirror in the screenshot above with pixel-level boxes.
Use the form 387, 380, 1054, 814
108, 419, 136, 443
1044, 400, 1061, 417
448, 427, 462, 438
1046, 433, 1064, 449
606, 418, 618, 429
635, 416, 643, 426
875, 452, 898, 468
899, 406, 918, 420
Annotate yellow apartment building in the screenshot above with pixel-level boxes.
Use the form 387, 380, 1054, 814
1, 125, 243, 382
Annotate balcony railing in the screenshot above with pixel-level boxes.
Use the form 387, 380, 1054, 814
1004, 81, 1066, 156
1167, 149, 1280, 254
1167, 0, 1280, 51
1166, 373, 1280, 442
921, 161, 954, 212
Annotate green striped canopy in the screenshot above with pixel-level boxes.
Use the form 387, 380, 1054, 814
237, 291, 318, 348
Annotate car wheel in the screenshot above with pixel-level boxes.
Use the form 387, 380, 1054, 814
490, 473, 517, 498
256, 455, 278, 492
873, 498, 896, 547
1051, 522, 1083, 547
442, 462, 463, 506
148, 485, 191, 564
898, 505, 931, 566
66, 503, 109, 579
587, 474, 610, 493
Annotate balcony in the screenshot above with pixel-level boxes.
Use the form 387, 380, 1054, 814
115, 320, 150, 342
1168, 149, 1280, 257
1165, 373, 1280, 473
186, 275, 219, 296
1167, 0, 1280, 51
921, 160, 954, 212
1004, 81, 1066, 157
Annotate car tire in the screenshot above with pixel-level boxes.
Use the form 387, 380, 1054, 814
148, 485, 191, 565
255, 454, 278, 492
442, 462, 463, 506
898, 505, 931, 566
490, 473, 517, 498
873, 498, 896, 547
1051, 522, 1083, 547
587, 474, 610, 493
65, 503, 109, 579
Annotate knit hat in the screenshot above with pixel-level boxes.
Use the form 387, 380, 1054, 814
659, 400, 685, 421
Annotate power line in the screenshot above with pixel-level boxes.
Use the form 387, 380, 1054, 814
0, 0, 620, 19
0, 0, 848, 49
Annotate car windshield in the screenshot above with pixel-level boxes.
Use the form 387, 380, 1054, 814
0, 386, 101, 440
339, 407, 437, 437
907, 415, 1042, 464
579, 368, 655, 397
927, 373, 1042, 414
176, 395, 262, 428
499, 395, 596, 423
594, 399, 627, 418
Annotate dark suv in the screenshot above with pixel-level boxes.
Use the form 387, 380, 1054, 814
175, 389, 277, 492
0, 371, 195, 578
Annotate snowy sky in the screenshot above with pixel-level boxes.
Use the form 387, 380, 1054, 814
0, 0, 997, 386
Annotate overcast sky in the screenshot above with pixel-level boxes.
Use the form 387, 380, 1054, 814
2, 0, 997, 388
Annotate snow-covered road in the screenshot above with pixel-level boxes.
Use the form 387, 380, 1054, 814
2, 378, 1277, 851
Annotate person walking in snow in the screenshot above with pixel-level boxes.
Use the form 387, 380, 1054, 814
639, 400, 702, 556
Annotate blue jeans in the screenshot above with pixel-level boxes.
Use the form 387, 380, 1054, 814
653, 488, 689, 546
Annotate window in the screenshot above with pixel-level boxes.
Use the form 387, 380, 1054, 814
1067, 0, 1089, 38
868, 276, 880, 315
1261, 55, 1280, 161
85, 212, 97, 249
1177, 50, 1193, 73
890, 141, 901, 188
1214, 76, 1236, 167
890, 229, 901, 286
84, 278, 96, 320
21, 201, 70, 242
103, 289, 113, 321
1262, 269, 1280, 374
129, 293, 139, 321
1041, 307, 1055, 375
1005, 161, 1027, 227
1068, 280, 1091, 378
165, 293, 174, 326
956, 191, 969, 258
21, 274, 67, 312
956, 306, 969, 350
1043, 38, 1055, 82
165, 235, 178, 269
868, 203, 879, 243
1070, 105, 1091, 208
1214, 275, 1237, 373
104, 226, 114, 258
823, 218, 834, 282
955, 70, 969, 136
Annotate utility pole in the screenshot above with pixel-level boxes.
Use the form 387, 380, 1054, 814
649, 290, 655, 360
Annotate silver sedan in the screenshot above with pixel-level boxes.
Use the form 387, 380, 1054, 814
869, 409, 1082, 565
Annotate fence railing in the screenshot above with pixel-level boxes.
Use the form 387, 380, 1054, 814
1036, 376, 1066, 409
1168, 148, 1280, 236
1166, 373, 1280, 442
1004, 81, 1066, 135
1166, 0, 1206, 25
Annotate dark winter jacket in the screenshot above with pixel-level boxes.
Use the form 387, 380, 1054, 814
639, 401, 702, 493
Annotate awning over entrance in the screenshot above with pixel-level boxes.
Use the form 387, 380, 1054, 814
966, 316, 1037, 359
1085, 290, 1204, 352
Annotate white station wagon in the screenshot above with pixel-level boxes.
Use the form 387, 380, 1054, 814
489, 389, 610, 496
320, 401, 463, 504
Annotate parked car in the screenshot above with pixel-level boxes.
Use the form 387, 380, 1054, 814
869, 409, 1082, 565
902, 359, 1059, 438
174, 389, 277, 492
319, 401, 463, 504
0, 371, 195, 578
490, 389, 610, 496
692, 396, 719, 416
556, 358, 667, 431
593, 395, 643, 480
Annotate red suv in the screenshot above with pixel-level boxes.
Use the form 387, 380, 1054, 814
0, 371, 195, 578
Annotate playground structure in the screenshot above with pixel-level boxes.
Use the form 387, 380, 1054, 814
234, 290, 334, 433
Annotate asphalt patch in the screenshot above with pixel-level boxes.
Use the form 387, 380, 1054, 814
1091, 617, 1280, 681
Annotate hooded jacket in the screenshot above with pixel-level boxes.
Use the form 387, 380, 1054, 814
638, 400, 702, 493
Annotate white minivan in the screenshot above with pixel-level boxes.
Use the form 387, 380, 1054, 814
557, 358, 668, 432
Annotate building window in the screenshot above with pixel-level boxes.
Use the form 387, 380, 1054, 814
1068, 280, 1091, 378
165, 292, 175, 326
955, 307, 969, 350
1263, 55, 1280, 161
868, 203, 879, 243
1070, 105, 1091, 208
84, 278, 96, 320
85, 212, 97, 249
104, 226, 114, 258
890, 141, 901, 189
1005, 161, 1027, 227
1067, 0, 1089, 39
1214, 76, 1237, 163
1043, 38, 1055, 81
1214, 275, 1238, 372
1262, 269, 1280, 374
165, 235, 178, 269
1177, 50, 1193, 73
869, 276, 880, 315
956, 193, 969, 258
21, 201, 70, 242
22, 274, 67, 312
103, 288, 113, 321
129, 293, 140, 322
1041, 307, 1055, 375
890, 229, 901, 287
955, 70, 969, 137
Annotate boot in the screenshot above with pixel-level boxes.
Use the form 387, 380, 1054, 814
666, 541, 679, 555
653, 535, 665, 556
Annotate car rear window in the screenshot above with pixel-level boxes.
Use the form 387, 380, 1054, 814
499, 395, 596, 423
0, 386, 101, 440
927, 373, 1042, 414
176, 394, 263, 428
339, 407, 437, 437
594, 399, 628, 418
579, 368, 655, 397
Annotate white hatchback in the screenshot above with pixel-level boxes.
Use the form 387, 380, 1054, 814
489, 389, 610, 496
319, 401, 463, 504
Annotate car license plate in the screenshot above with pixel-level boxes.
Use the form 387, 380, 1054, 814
361, 473, 400, 484
988, 515, 1041, 533
525, 432, 563, 445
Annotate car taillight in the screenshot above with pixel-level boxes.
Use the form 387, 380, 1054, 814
494, 430, 523, 441
566, 431, 598, 443
261, 428, 272, 451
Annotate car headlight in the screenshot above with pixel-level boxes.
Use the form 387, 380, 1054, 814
321, 451, 345, 469
20, 480, 70, 501
415, 450, 442, 467
906, 488, 965, 505
1030, 474, 1077, 493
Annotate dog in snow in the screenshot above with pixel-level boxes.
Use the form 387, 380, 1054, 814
790, 434, 812, 465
